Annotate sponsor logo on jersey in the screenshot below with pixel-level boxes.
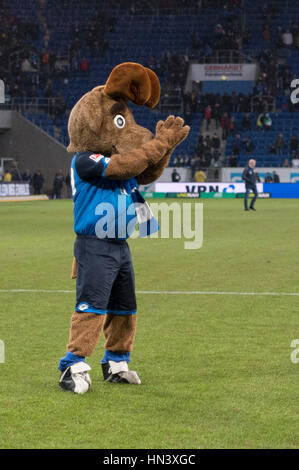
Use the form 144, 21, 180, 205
89, 154, 105, 163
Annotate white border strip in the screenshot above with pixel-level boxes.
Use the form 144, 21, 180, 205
0, 289, 298, 296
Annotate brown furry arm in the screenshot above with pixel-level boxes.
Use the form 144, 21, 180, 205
136, 149, 172, 185
105, 116, 190, 180
104, 138, 168, 180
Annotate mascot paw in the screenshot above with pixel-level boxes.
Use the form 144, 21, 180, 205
59, 361, 91, 394
102, 360, 141, 385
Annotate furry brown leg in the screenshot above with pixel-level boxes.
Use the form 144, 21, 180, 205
67, 311, 105, 357
103, 314, 137, 352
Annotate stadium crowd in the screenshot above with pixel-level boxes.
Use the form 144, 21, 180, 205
1, 0, 299, 177
1, 165, 72, 198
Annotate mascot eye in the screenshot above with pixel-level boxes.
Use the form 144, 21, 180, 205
113, 114, 126, 129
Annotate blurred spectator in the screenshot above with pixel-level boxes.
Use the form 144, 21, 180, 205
71, 21, 81, 40
3, 170, 12, 182
212, 149, 221, 163
70, 37, 81, 70
194, 169, 206, 182
44, 80, 54, 98
214, 99, 222, 128
43, 29, 51, 49
265, 172, 273, 182
232, 134, 242, 155
11, 168, 21, 181
262, 24, 271, 43
22, 169, 32, 184
33, 170, 44, 194
243, 136, 255, 154
283, 158, 290, 168
282, 29, 293, 47
211, 133, 220, 150
172, 154, 184, 167
242, 113, 251, 130
183, 154, 190, 166
41, 50, 50, 72
290, 134, 299, 152
275, 26, 283, 47
53, 169, 64, 199
293, 23, 299, 50
257, 112, 272, 131
190, 156, 201, 176
205, 135, 212, 150
229, 154, 238, 167
273, 170, 280, 182
191, 31, 201, 49
291, 150, 299, 161
80, 57, 89, 73
274, 133, 286, 157
52, 92, 67, 122
171, 168, 181, 182
263, 113, 273, 131
229, 116, 238, 135
65, 173, 72, 198
21, 58, 36, 72
204, 105, 212, 130
221, 113, 230, 139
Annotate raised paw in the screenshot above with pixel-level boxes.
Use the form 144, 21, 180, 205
155, 115, 190, 151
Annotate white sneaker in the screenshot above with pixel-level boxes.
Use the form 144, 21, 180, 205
59, 361, 92, 394
102, 360, 141, 385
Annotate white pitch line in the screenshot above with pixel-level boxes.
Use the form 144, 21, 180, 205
0, 289, 75, 293
138, 291, 299, 296
0, 289, 298, 296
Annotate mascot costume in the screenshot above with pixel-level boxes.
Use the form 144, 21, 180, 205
58, 62, 190, 393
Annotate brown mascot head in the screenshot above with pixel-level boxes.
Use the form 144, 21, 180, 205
67, 62, 161, 155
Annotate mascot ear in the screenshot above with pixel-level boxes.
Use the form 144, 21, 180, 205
103, 62, 160, 109
143, 67, 161, 108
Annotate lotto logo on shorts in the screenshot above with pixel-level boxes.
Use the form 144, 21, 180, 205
78, 303, 89, 311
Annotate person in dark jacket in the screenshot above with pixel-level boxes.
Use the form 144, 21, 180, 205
171, 168, 181, 182
32, 170, 44, 195
242, 159, 258, 211
22, 169, 32, 184
65, 173, 72, 198
273, 171, 280, 183
53, 169, 64, 199
243, 136, 255, 155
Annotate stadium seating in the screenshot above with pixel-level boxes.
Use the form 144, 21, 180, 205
6, 0, 299, 167
225, 112, 299, 166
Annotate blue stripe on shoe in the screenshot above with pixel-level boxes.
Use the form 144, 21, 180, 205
101, 350, 130, 364
58, 351, 85, 371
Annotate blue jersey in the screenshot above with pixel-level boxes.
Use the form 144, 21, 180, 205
71, 151, 138, 239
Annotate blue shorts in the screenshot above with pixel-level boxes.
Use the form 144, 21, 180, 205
74, 236, 137, 316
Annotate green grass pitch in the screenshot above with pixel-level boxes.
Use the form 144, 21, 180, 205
0, 198, 299, 449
